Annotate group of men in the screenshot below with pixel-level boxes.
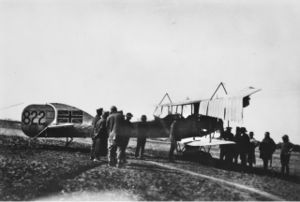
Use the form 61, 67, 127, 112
90, 106, 148, 168
220, 127, 294, 175
90, 106, 294, 175
220, 127, 260, 168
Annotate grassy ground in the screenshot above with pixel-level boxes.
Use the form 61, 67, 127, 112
1, 128, 300, 200
128, 137, 300, 176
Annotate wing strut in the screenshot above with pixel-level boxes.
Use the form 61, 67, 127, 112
210, 82, 228, 100
153, 93, 173, 115
210, 82, 230, 127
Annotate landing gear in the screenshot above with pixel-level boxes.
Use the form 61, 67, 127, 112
65, 137, 73, 147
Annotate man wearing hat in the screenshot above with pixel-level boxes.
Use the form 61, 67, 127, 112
248, 131, 259, 168
97, 111, 110, 159
280, 134, 294, 176
90, 108, 103, 161
220, 127, 234, 163
119, 112, 133, 164
259, 132, 276, 170
106, 106, 124, 167
135, 115, 148, 159
239, 127, 250, 167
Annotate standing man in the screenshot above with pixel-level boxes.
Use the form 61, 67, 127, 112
97, 111, 109, 159
259, 132, 276, 171
106, 106, 123, 167
248, 131, 259, 168
233, 127, 242, 164
169, 117, 181, 162
280, 134, 293, 176
219, 128, 227, 161
120, 112, 133, 164
224, 127, 234, 163
220, 127, 234, 163
240, 127, 250, 167
135, 115, 148, 159
90, 108, 103, 161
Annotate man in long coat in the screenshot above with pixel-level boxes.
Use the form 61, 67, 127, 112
259, 132, 276, 170
106, 106, 124, 167
90, 108, 103, 160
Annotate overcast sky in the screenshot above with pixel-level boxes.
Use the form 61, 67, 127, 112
1, 0, 300, 143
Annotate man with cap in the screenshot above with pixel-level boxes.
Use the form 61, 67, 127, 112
97, 111, 110, 159
248, 131, 259, 168
168, 116, 183, 162
259, 132, 276, 170
135, 115, 148, 159
106, 106, 123, 167
233, 127, 242, 164
239, 127, 250, 167
90, 108, 103, 161
280, 134, 294, 176
119, 112, 133, 164
220, 127, 234, 163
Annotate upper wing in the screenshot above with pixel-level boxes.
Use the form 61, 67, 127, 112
155, 86, 261, 123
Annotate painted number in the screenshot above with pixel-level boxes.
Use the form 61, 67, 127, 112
22, 110, 46, 125
38, 111, 46, 125
22, 111, 31, 125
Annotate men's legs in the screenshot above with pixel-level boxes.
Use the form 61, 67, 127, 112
123, 137, 130, 163
99, 137, 108, 157
234, 154, 238, 164
117, 137, 124, 164
225, 152, 233, 164
240, 152, 246, 167
220, 147, 225, 161
281, 154, 290, 176
135, 138, 141, 158
169, 141, 176, 161
280, 154, 285, 175
94, 138, 101, 160
90, 138, 96, 160
281, 165, 285, 175
116, 145, 123, 167
248, 158, 253, 168
263, 158, 268, 170
140, 139, 146, 159
108, 141, 117, 166
248, 152, 253, 168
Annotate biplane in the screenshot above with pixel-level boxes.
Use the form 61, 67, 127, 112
142, 82, 261, 155
21, 103, 93, 145
20, 82, 260, 151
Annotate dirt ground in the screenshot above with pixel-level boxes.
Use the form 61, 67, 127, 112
1, 131, 300, 201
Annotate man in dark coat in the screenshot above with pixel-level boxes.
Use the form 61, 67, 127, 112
280, 134, 294, 176
220, 127, 234, 163
259, 132, 276, 170
92, 111, 109, 161
224, 127, 235, 163
168, 117, 181, 162
90, 108, 103, 160
135, 115, 148, 159
240, 127, 250, 167
119, 112, 133, 164
233, 127, 241, 164
248, 131, 259, 168
106, 106, 124, 167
